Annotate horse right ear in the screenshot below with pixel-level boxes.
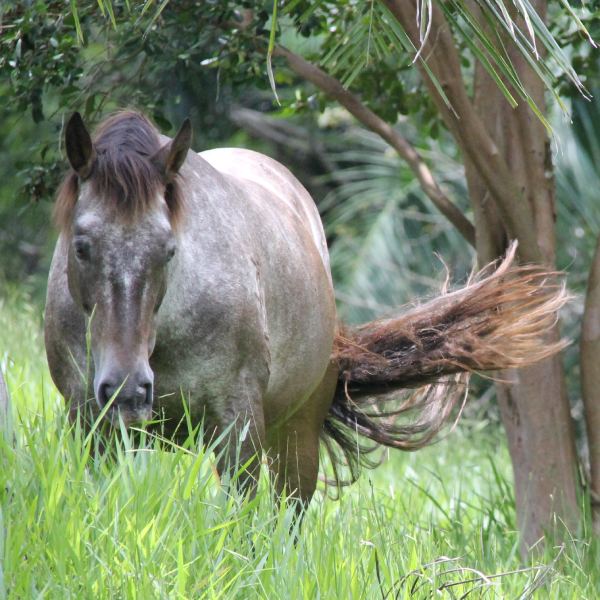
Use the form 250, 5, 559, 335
152, 118, 192, 183
65, 112, 95, 178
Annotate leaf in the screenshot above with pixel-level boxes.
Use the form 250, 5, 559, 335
69, 0, 84, 44
267, 0, 281, 106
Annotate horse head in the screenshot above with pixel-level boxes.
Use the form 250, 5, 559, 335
60, 111, 192, 425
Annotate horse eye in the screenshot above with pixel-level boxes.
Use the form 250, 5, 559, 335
166, 245, 176, 263
74, 239, 91, 261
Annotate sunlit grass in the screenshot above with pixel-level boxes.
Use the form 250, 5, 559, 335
0, 292, 598, 598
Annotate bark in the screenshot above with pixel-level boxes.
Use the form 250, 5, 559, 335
384, 0, 580, 555
581, 234, 600, 535
464, 60, 508, 263
383, 0, 556, 263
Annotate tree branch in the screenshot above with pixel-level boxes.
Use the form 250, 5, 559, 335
273, 45, 476, 247
382, 0, 543, 264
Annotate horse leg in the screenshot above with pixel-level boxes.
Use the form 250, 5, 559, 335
210, 388, 267, 497
217, 423, 265, 495
267, 361, 338, 509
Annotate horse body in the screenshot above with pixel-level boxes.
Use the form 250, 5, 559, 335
46, 111, 567, 506
46, 112, 335, 498
150, 147, 337, 441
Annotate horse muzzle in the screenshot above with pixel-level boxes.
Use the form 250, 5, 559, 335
95, 368, 154, 426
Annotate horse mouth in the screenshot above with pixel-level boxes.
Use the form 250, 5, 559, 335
105, 404, 153, 428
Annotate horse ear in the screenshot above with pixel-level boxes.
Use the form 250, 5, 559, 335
65, 112, 95, 178
152, 118, 192, 182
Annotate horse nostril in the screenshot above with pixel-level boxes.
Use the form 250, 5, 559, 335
96, 378, 153, 411
143, 382, 153, 406
131, 383, 152, 409
98, 383, 118, 408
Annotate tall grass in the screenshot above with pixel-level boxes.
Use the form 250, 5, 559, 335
0, 290, 598, 598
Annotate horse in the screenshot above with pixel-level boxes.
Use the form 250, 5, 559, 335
45, 110, 566, 505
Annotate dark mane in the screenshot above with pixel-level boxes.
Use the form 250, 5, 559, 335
54, 111, 184, 230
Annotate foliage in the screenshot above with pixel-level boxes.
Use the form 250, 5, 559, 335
552, 97, 600, 444
282, 0, 595, 125
0, 0, 597, 290
0, 2, 83, 122
1, 296, 599, 598
0, 1, 277, 138
322, 125, 472, 324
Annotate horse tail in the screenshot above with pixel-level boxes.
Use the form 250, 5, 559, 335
321, 242, 569, 484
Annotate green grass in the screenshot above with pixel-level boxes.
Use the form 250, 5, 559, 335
0, 291, 598, 599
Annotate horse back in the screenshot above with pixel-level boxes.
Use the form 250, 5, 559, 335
200, 148, 331, 281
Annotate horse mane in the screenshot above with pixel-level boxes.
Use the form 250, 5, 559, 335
54, 111, 184, 231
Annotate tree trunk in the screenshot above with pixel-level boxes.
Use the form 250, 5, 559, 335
468, 29, 580, 554
581, 235, 600, 535
385, 0, 581, 556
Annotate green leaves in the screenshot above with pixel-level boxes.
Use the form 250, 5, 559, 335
439, 0, 589, 124
283, 0, 592, 126
321, 127, 471, 323
1, 3, 82, 120
267, 0, 281, 104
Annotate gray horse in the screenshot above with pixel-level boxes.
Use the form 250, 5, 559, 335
45, 111, 566, 504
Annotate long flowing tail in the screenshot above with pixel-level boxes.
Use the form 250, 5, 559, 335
322, 243, 569, 483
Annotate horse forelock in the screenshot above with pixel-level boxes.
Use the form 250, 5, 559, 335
54, 111, 184, 232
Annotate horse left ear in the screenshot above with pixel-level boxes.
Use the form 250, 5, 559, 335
152, 118, 192, 182
65, 112, 95, 178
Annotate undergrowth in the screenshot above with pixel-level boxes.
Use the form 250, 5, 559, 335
0, 290, 597, 599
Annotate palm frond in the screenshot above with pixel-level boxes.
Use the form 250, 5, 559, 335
321, 127, 473, 324
556, 103, 600, 289
445, 0, 591, 113
423, 0, 591, 103
283, 1, 591, 125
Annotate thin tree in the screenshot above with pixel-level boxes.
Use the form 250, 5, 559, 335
266, 0, 596, 555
